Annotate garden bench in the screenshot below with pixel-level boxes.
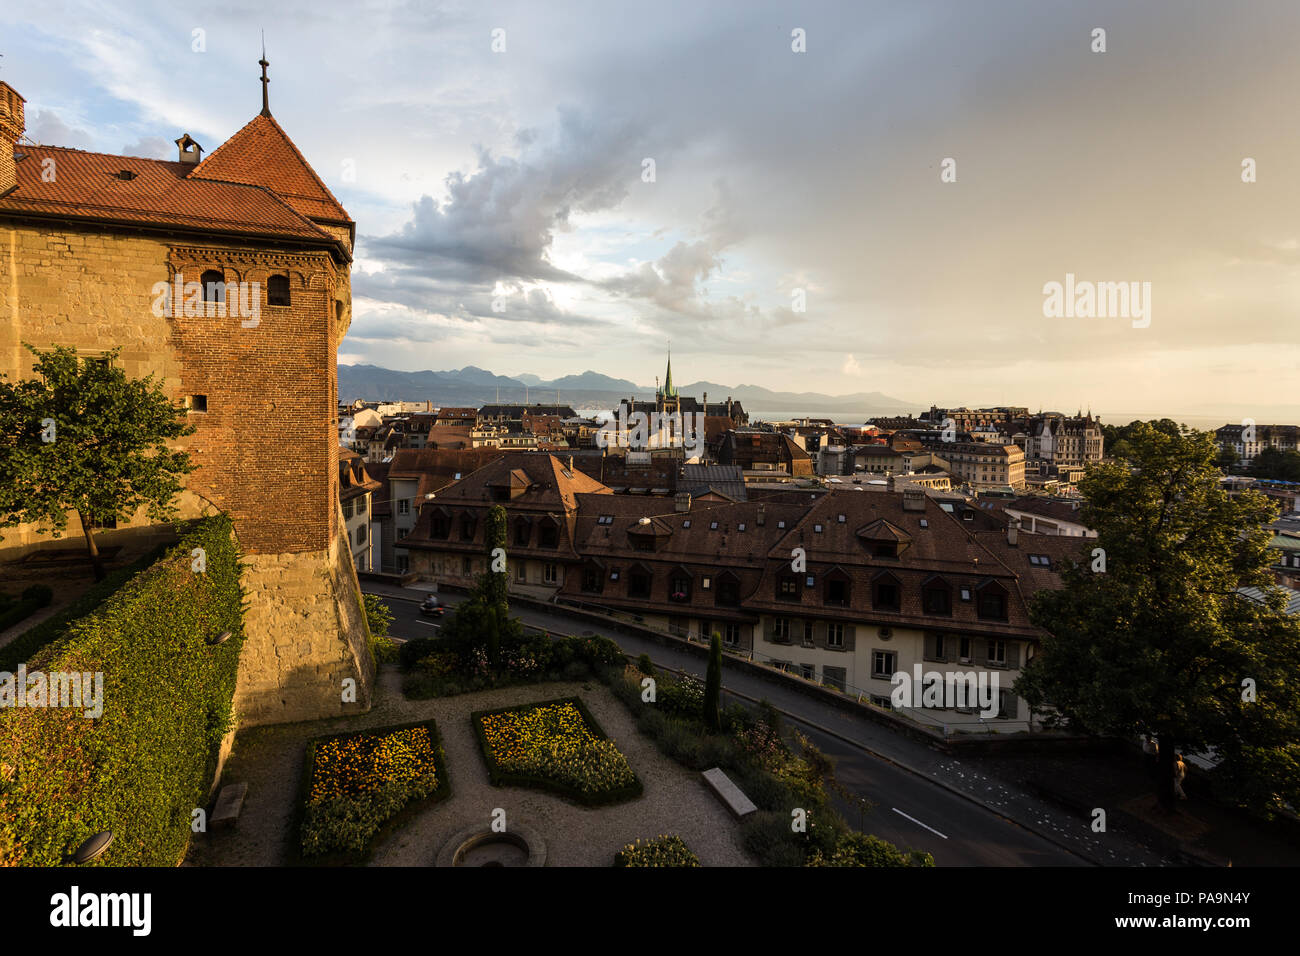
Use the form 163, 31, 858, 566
701, 767, 756, 819
210, 782, 248, 830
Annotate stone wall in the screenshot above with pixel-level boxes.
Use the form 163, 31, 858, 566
233, 504, 374, 727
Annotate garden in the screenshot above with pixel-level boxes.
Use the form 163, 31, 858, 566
298, 719, 449, 862
473, 697, 643, 805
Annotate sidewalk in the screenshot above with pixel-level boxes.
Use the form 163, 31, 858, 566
366, 581, 1190, 865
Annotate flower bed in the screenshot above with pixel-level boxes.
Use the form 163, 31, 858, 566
615, 834, 701, 867
298, 720, 449, 862
472, 697, 643, 806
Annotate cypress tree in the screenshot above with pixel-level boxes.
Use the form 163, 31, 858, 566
704, 632, 723, 731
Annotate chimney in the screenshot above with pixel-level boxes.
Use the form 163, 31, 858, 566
756, 503, 766, 526
174, 133, 203, 165
1007, 517, 1019, 546
675, 492, 692, 513
0, 82, 27, 197
902, 488, 926, 512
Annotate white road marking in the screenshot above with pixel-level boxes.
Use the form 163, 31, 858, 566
417, 621, 441, 628
892, 807, 948, 839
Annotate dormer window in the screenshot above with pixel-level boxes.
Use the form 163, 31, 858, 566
977, 582, 1009, 621
538, 519, 559, 549
872, 572, 901, 611
459, 513, 476, 541
710, 521, 719, 530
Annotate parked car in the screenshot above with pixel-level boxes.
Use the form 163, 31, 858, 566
418, 595, 446, 617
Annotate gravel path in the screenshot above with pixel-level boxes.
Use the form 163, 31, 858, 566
186, 666, 755, 867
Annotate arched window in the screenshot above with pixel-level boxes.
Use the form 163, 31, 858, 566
200, 270, 225, 304
267, 274, 291, 307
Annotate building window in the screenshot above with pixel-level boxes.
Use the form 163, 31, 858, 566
922, 582, 951, 615
582, 566, 603, 593
396, 555, 409, 574
460, 514, 476, 541
514, 519, 531, 547
777, 575, 800, 600
462, 556, 473, 575
682, 519, 691, 528
397, 528, 408, 540
669, 574, 692, 602
827, 623, 845, 648
772, 617, 791, 642
629, 568, 652, 599
716, 575, 741, 607
873, 577, 900, 611
186, 394, 208, 413
823, 666, 847, 692
431, 512, 450, 538
825, 577, 849, 606
987, 640, 1008, 668
959, 636, 973, 662
544, 563, 558, 585
872, 650, 896, 680
977, 585, 1008, 621
355, 524, 366, 545
800, 663, 815, 680
538, 521, 559, 548
200, 269, 225, 303
1028, 554, 1052, 568
597, 514, 614, 525
709, 521, 719, 530
398, 499, 410, 516
924, 632, 948, 662
701, 576, 711, 590
516, 560, 527, 582
342, 499, 355, 521
723, 624, 741, 647
267, 274, 291, 306
814, 523, 823, 533
802, 621, 815, 647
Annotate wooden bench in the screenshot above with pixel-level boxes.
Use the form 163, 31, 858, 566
701, 767, 757, 819
210, 782, 248, 830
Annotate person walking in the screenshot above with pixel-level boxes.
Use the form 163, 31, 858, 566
1142, 735, 1158, 763
1173, 753, 1188, 800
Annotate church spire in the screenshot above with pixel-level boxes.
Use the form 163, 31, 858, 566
259, 33, 271, 117
663, 350, 677, 399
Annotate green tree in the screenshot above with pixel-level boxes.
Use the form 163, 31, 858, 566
440, 504, 519, 671
703, 632, 723, 731
1214, 444, 1238, 472
1016, 423, 1300, 812
0, 345, 195, 580
363, 593, 393, 638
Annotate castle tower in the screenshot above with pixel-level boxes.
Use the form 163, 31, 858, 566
0, 82, 25, 197
0, 61, 371, 728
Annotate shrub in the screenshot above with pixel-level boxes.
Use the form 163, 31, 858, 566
20, 584, 53, 606
472, 697, 642, 805
637, 653, 655, 676
616, 834, 701, 867
806, 832, 935, 867
659, 674, 705, 718
0, 516, 243, 866
298, 720, 448, 862
398, 637, 440, 670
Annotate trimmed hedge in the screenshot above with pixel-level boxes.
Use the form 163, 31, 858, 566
615, 834, 701, 867
0, 516, 245, 866
294, 719, 450, 866
0, 544, 171, 672
471, 696, 644, 806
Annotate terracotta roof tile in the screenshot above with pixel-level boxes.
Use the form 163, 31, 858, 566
189, 113, 351, 224
0, 145, 336, 244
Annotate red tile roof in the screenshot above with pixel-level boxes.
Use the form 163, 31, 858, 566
0, 146, 339, 246
189, 114, 351, 225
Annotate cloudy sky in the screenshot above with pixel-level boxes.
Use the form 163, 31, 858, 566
6, 0, 1299, 418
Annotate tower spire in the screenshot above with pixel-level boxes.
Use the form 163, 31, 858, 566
259, 32, 271, 117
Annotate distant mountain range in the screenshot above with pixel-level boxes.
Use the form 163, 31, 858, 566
337, 364, 920, 418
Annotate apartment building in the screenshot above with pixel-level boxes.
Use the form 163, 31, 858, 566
938, 443, 1026, 490
401, 454, 1079, 729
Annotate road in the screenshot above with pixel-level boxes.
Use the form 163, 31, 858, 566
372, 586, 1087, 866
